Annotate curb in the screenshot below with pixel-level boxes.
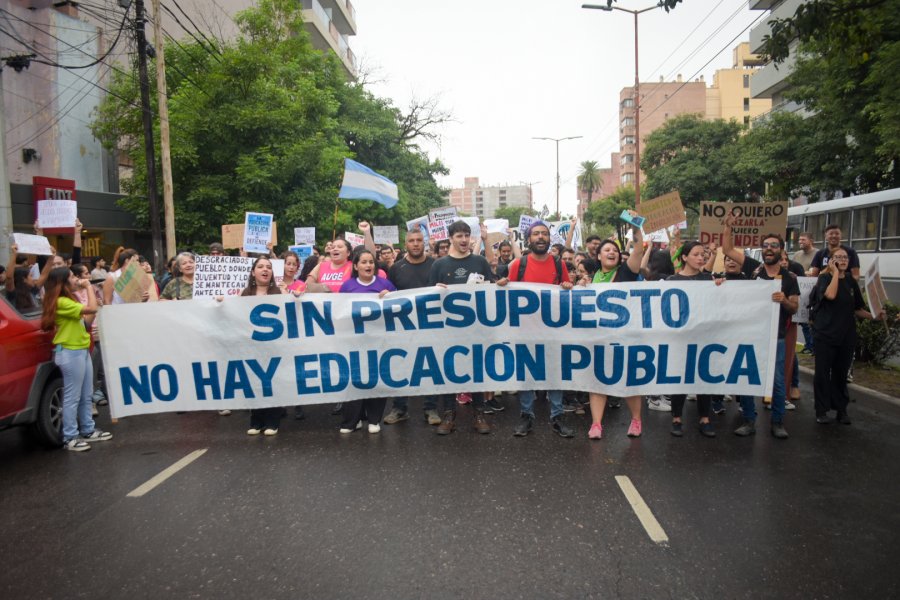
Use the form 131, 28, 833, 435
798, 365, 900, 409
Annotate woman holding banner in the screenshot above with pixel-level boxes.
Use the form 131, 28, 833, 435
305, 239, 353, 293
587, 215, 645, 440
241, 257, 284, 435
812, 249, 883, 425
337, 249, 396, 434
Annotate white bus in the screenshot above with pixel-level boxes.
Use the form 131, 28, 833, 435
787, 188, 900, 302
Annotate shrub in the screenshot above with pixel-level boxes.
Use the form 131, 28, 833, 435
856, 301, 900, 366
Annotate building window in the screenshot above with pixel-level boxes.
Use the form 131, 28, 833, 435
744, 116, 750, 125
620, 154, 634, 165
621, 173, 634, 184
743, 97, 750, 111
622, 135, 635, 145
621, 117, 634, 127
743, 74, 750, 88
621, 98, 634, 109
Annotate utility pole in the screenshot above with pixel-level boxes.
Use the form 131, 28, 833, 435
0, 70, 12, 267
134, 0, 164, 272
532, 136, 582, 219
151, 0, 176, 260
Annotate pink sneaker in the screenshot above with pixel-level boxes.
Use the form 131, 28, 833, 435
588, 422, 603, 440
627, 419, 642, 437
456, 393, 472, 405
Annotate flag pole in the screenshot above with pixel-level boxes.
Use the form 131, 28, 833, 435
332, 199, 339, 240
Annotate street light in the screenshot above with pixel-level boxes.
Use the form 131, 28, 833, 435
583, 2, 663, 209
532, 136, 582, 218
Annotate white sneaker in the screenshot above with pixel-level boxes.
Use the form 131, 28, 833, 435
218, 409, 232, 416
247, 428, 261, 435
64, 439, 91, 452
785, 401, 796, 411
263, 428, 278, 436
368, 423, 381, 434
340, 421, 362, 434
81, 429, 113, 442
647, 396, 671, 412
724, 394, 734, 402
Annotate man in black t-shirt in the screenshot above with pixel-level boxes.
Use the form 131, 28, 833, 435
723, 215, 800, 440
383, 229, 439, 426
810, 224, 860, 279
428, 220, 495, 435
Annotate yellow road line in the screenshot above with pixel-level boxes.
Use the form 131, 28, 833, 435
615, 475, 670, 545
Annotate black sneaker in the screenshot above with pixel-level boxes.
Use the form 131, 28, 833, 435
550, 415, 575, 438
837, 412, 852, 425
734, 420, 756, 436
483, 398, 505, 414
513, 413, 534, 437
562, 400, 577, 413
607, 397, 621, 409
771, 423, 789, 439
699, 422, 716, 438
330, 403, 343, 415
816, 415, 835, 424
670, 421, 683, 437
294, 406, 306, 420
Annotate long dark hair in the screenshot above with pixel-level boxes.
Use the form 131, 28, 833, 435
297, 255, 319, 282
41, 267, 77, 330
351, 249, 376, 278
241, 257, 280, 296
645, 249, 675, 281
12, 267, 37, 311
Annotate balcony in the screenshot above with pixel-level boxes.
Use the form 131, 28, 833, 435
301, 0, 357, 79
750, 48, 798, 99
749, 0, 805, 53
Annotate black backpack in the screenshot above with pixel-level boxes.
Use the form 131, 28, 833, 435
807, 281, 822, 324
517, 255, 563, 284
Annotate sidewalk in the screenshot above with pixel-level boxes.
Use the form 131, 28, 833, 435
798, 365, 900, 409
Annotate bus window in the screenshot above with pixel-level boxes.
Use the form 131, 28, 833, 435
806, 214, 826, 240
851, 206, 879, 251
882, 202, 900, 250
828, 210, 851, 237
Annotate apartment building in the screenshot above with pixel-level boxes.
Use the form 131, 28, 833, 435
748, 0, 808, 113
706, 42, 772, 125
448, 177, 533, 219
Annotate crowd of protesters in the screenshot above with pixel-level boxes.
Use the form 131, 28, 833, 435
5, 210, 885, 452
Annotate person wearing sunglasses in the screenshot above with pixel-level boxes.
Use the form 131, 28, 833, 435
722, 213, 800, 440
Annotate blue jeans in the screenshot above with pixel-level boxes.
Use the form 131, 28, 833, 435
739, 338, 786, 424
519, 390, 564, 419
55, 348, 95, 442
392, 396, 437, 413
800, 322, 814, 352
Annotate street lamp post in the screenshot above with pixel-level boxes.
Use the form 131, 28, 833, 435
532, 136, 582, 218
583, 2, 662, 209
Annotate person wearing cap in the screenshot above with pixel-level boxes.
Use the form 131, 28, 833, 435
497, 221, 575, 438
209, 242, 225, 256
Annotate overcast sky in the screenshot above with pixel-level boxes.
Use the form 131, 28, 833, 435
351, 0, 766, 216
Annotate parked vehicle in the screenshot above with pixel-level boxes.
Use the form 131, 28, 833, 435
0, 296, 63, 446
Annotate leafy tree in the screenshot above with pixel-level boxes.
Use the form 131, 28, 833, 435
759, 0, 899, 195
640, 114, 745, 214
577, 160, 601, 208
583, 185, 634, 246
92, 0, 447, 251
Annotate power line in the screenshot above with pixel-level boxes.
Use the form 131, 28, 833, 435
159, 1, 221, 62
169, 0, 224, 53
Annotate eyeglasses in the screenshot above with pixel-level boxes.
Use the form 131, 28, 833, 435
761, 242, 782, 249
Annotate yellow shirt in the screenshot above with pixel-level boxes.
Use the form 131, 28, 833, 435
53, 297, 90, 350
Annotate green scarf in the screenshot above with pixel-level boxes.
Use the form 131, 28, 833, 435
593, 268, 617, 284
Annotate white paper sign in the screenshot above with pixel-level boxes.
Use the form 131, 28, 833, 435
294, 227, 316, 246
37, 200, 77, 229
243, 212, 274, 254
373, 225, 400, 245
519, 215, 537, 235
11, 233, 54, 256
646, 228, 670, 244
345, 232, 365, 248
428, 221, 450, 241
484, 219, 509, 235
429, 206, 458, 223
192, 255, 255, 298
794, 276, 818, 324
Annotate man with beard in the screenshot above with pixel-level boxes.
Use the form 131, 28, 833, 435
429, 220, 496, 435
383, 229, 441, 426
722, 215, 800, 439
498, 221, 576, 438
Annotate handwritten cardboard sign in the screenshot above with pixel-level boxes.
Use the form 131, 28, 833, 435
699, 201, 788, 248
114, 261, 152, 303
294, 227, 316, 246
11, 233, 53, 256
638, 191, 686, 235
345, 232, 365, 248
37, 200, 77, 229
865, 257, 889, 318
373, 225, 400, 245
222, 222, 278, 250
243, 212, 274, 254
192, 255, 255, 298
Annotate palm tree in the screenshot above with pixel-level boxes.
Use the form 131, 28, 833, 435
577, 160, 601, 214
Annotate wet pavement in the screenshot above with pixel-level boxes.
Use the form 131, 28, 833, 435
2, 376, 899, 599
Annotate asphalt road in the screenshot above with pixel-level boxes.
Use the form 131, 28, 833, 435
2, 376, 899, 600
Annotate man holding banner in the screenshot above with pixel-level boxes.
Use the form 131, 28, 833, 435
501, 221, 575, 439
723, 213, 799, 439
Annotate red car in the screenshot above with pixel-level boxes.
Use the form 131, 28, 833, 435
0, 296, 63, 445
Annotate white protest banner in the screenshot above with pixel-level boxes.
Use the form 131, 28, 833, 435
794, 276, 818, 324
11, 233, 53, 256
192, 255, 255, 298
345, 232, 365, 248
373, 225, 400, 245
519, 214, 537, 235
485, 219, 509, 235
864, 257, 889, 318
37, 200, 77, 229
100, 281, 779, 417
429, 206, 458, 223
547, 220, 581, 248
243, 212, 274, 254
294, 227, 316, 246
288, 245, 314, 266
700, 201, 788, 248
646, 228, 670, 244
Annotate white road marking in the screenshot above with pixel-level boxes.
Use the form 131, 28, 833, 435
127, 449, 208, 498
615, 475, 670, 545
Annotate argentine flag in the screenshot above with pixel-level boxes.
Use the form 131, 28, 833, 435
338, 158, 399, 209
